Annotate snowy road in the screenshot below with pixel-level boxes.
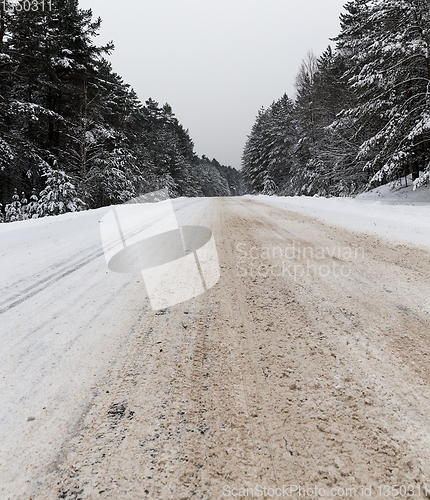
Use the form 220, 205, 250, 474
0, 197, 213, 498
1, 197, 430, 499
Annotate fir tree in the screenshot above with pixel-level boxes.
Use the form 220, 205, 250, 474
334, 0, 430, 187
242, 96, 296, 194
293, 47, 363, 195
38, 165, 84, 216
242, 107, 273, 194
27, 189, 40, 219
20, 192, 29, 220
5, 188, 22, 222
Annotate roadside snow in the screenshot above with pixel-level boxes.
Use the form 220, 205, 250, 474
247, 181, 430, 249
358, 175, 430, 204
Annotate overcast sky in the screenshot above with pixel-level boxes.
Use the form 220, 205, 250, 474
78, 0, 347, 169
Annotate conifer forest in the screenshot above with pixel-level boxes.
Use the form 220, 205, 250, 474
242, 0, 430, 197
0, 0, 242, 222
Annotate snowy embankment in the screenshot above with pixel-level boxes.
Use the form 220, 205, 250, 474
247, 180, 430, 249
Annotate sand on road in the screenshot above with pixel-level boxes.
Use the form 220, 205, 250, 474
36, 198, 430, 499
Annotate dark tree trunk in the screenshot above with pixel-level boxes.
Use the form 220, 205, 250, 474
411, 158, 420, 181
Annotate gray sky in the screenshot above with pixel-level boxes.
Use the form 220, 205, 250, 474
79, 0, 347, 169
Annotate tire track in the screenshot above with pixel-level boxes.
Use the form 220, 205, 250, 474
0, 200, 204, 316
0, 246, 104, 314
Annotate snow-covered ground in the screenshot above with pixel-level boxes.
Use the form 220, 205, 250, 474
247, 180, 430, 248
357, 175, 430, 204
0, 197, 214, 497
1, 183, 430, 496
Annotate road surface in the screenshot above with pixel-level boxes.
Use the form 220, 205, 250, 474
1, 198, 430, 499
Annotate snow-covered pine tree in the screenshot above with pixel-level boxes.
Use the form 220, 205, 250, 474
266, 94, 297, 191
0, 6, 51, 206
293, 47, 364, 195
334, 0, 430, 187
242, 107, 273, 194
38, 165, 85, 216
97, 149, 138, 205
27, 189, 40, 219
414, 170, 430, 189
20, 192, 29, 220
242, 96, 296, 195
5, 188, 22, 222
160, 173, 179, 198
65, 63, 135, 208
262, 178, 277, 196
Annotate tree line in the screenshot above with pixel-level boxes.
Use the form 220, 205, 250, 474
0, 0, 242, 222
242, 0, 430, 196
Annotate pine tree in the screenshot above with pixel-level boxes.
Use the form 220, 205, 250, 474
20, 191, 29, 220
242, 107, 273, 194
334, 0, 430, 187
38, 165, 84, 216
242, 96, 296, 194
267, 94, 297, 190
97, 149, 138, 205
27, 189, 40, 219
5, 188, 22, 222
262, 179, 277, 196
293, 47, 364, 195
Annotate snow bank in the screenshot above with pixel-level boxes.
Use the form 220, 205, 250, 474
357, 175, 430, 204
246, 181, 430, 249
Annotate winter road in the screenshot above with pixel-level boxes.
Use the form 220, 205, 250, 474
1, 198, 430, 499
